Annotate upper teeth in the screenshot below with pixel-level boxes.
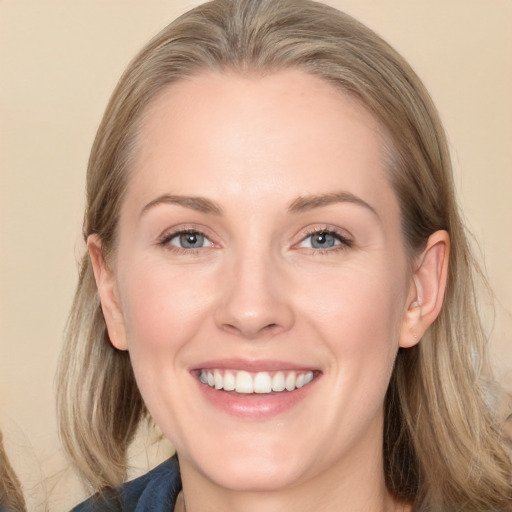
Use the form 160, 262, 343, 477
199, 369, 314, 394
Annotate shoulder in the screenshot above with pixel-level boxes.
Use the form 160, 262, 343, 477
71, 456, 181, 512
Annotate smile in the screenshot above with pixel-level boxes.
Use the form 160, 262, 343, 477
199, 369, 315, 394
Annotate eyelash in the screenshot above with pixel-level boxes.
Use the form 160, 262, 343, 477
157, 227, 215, 255
157, 226, 353, 255
298, 227, 353, 254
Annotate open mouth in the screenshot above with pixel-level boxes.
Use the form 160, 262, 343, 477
198, 369, 316, 394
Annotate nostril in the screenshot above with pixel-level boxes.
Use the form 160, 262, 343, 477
214, 290, 295, 339
222, 324, 240, 335
260, 323, 281, 336
220, 321, 282, 339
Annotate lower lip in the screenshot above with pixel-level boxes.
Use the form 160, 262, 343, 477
195, 376, 318, 420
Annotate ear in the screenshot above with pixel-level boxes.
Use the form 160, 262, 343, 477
399, 230, 450, 348
88, 234, 128, 351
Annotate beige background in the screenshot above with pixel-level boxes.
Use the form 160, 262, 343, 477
1, 1, 511, 510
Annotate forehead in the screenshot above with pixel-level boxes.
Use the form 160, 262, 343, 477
127, 69, 397, 217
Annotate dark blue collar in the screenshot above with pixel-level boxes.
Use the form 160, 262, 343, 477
71, 455, 182, 511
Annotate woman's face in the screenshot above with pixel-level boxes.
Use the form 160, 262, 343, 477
101, 70, 417, 493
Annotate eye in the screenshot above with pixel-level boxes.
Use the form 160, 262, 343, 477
162, 230, 213, 250
298, 230, 352, 250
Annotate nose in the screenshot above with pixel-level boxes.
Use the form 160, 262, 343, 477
214, 251, 295, 340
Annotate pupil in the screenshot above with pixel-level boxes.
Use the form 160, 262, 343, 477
180, 232, 203, 248
312, 232, 335, 248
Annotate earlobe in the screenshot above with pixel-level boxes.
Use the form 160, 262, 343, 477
399, 230, 450, 348
87, 235, 128, 351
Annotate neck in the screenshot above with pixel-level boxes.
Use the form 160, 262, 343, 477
177, 434, 411, 512
178, 481, 409, 512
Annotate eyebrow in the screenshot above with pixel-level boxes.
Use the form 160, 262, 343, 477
140, 194, 223, 217
140, 191, 378, 218
288, 192, 378, 217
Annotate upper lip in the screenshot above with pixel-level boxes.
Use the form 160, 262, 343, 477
191, 358, 319, 373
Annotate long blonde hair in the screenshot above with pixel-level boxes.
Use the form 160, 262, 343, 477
0, 430, 27, 512
57, 0, 511, 509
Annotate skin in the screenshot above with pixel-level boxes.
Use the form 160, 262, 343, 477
90, 69, 449, 512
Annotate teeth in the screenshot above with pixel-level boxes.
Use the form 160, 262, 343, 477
272, 371, 286, 392
223, 371, 235, 391
253, 372, 272, 393
235, 371, 253, 393
285, 372, 295, 391
214, 369, 223, 390
199, 369, 315, 394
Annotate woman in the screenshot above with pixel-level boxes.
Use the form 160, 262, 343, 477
58, 0, 512, 510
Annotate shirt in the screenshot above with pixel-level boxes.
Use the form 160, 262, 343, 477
71, 456, 182, 512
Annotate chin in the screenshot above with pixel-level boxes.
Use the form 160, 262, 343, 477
183, 438, 310, 492
205, 456, 306, 492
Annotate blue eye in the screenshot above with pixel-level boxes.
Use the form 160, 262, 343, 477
299, 230, 351, 250
167, 231, 212, 249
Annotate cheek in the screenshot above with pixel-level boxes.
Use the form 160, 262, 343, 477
114, 260, 215, 433
118, 260, 212, 354
298, 259, 406, 383
305, 267, 405, 343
